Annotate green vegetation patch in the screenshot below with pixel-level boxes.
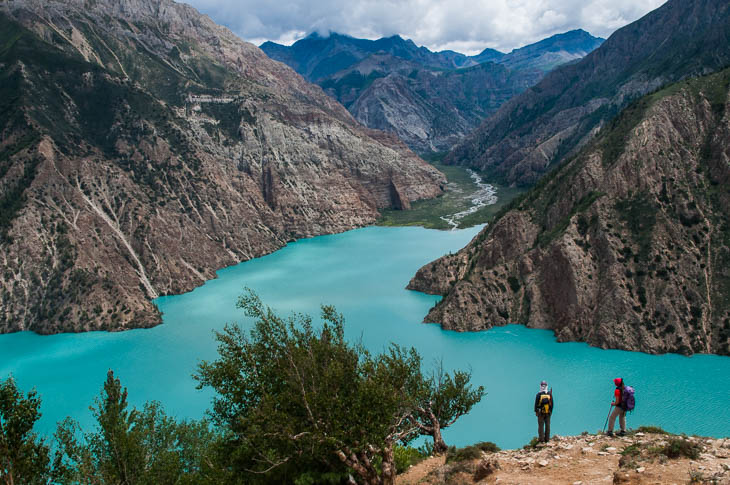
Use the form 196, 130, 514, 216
619, 434, 702, 470
536, 191, 604, 247
378, 162, 525, 230
598, 96, 653, 167
660, 437, 701, 460
635, 425, 670, 435
445, 442, 500, 463
394, 445, 430, 473
615, 194, 657, 263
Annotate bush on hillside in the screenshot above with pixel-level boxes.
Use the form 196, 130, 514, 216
445, 442, 500, 463
661, 437, 701, 460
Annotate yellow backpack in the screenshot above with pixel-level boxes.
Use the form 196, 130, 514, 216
539, 393, 551, 415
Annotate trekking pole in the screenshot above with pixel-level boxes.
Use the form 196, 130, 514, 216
602, 404, 612, 432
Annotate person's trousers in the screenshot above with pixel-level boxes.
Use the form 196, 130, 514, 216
608, 406, 626, 432
537, 413, 551, 442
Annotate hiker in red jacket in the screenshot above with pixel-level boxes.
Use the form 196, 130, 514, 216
607, 377, 626, 436
534, 380, 554, 443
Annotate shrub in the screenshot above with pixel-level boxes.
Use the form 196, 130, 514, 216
394, 445, 428, 474
619, 443, 642, 468
443, 461, 474, 481
445, 442, 499, 464
621, 444, 642, 457
661, 437, 701, 460
636, 425, 670, 435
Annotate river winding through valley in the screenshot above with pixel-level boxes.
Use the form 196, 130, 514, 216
440, 170, 498, 229
1, 225, 729, 449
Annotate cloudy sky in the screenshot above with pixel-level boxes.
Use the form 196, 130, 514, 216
185, 0, 666, 54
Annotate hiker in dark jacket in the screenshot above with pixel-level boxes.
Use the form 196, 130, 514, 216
607, 377, 626, 436
534, 380, 554, 443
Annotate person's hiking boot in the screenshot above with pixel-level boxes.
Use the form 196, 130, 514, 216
618, 430, 626, 437
606, 431, 614, 437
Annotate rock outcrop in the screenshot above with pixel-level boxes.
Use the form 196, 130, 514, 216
397, 432, 730, 485
409, 69, 730, 355
0, 0, 445, 334
262, 31, 603, 153
446, 0, 730, 186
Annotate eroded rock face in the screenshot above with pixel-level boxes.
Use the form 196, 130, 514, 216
349, 63, 539, 153
409, 70, 730, 355
0, 0, 444, 333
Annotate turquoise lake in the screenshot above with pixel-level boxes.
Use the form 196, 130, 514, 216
1, 225, 729, 450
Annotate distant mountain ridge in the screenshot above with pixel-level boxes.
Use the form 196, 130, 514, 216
446, 0, 730, 185
261, 32, 480, 81
261, 30, 604, 152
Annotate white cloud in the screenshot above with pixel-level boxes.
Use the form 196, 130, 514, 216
184, 0, 666, 54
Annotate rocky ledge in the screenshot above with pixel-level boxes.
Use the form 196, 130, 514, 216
398, 431, 730, 484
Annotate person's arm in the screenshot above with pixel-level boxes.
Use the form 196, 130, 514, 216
612, 388, 620, 406
534, 393, 540, 413
550, 390, 554, 413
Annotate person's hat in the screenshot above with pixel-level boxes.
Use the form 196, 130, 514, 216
613, 378, 623, 386
540, 380, 547, 386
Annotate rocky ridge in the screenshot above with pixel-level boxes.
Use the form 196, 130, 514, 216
0, 0, 444, 334
409, 69, 730, 355
348, 60, 538, 153
262, 31, 603, 153
397, 432, 730, 484
446, 0, 730, 186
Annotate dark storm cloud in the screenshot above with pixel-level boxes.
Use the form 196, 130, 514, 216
185, 0, 666, 54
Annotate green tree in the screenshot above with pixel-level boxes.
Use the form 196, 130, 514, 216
54, 371, 221, 485
196, 290, 484, 485
0, 377, 52, 485
410, 364, 485, 453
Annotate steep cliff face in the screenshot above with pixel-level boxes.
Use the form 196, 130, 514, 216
263, 31, 603, 153
409, 69, 730, 355
0, 0, 444, 334
446, 0, 730, 186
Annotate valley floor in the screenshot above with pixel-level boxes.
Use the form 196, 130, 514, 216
398, 431, 730, 484
378, 162, 525, 230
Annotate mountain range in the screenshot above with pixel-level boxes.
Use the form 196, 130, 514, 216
445, 0, 730, 186
0, 0, 443, 334
410, 0, 730, 356
262, 30, 604, 152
